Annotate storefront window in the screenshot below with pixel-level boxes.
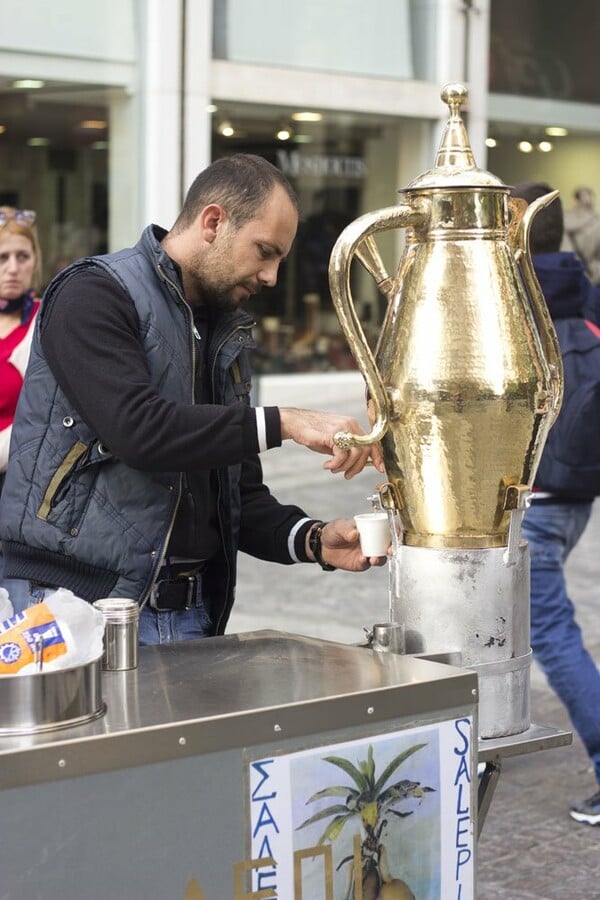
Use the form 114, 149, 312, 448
212, 106, 400, 374
0, 0, 136, 283
490, 0, 600, 103
0, 88, 109, 287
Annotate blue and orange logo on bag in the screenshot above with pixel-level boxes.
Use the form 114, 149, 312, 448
0, 603, 68, 673
0, 642, 21, 664
22, 622, 64, 652
0, 611, 25, 634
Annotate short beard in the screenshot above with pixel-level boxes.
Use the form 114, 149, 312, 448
186, 245, 239, 314
195, 279, 239, 315
188, 266, 240, 318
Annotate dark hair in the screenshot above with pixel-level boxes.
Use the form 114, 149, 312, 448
510, 182, 563, 254
173, 153, 299, 231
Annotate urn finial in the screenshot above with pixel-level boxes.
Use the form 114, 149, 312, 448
404, 82, 504, 189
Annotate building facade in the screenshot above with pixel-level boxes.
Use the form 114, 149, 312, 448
1, 0, 599, 371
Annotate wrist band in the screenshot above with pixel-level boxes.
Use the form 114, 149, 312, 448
309, 521, 336, 571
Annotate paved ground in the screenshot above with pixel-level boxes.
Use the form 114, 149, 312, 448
228, 373, 600, 900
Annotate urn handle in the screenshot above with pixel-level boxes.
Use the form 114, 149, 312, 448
328, 200, 430, 448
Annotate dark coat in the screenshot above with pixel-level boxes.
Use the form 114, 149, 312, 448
0, 227, 310, 633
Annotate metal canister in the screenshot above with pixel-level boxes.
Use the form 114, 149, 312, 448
371, 622, 405, 655
93, 598, 139, 671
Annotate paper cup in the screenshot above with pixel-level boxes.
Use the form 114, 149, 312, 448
354, 512, 391, 557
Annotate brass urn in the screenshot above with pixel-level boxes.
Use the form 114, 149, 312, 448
329, 84, 563, 550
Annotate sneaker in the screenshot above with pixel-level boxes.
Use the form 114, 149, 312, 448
569, 789, 600, 825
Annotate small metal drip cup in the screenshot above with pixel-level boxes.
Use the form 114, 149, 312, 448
372, 622, 406, 655
93, 598, 139, 671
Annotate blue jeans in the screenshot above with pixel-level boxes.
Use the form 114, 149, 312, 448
138, 603, 213, 645
523, 501, 600, 783
7, 579, 213, 647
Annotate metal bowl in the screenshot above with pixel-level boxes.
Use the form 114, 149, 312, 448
0, 657, 105, 735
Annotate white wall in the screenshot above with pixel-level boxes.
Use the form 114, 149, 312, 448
220, 0, 413, 79
1, 0, 135, 60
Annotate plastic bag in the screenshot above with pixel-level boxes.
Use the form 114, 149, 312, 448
0, 587, 14, 623
0, 589, 104, 675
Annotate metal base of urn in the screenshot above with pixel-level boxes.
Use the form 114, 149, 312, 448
389, 543, 531, 739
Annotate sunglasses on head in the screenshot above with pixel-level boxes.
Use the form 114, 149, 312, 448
0, 208, 37, 227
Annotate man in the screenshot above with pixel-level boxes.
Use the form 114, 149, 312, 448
513, 182, 600, 826
0, 154, 385, 645
562, 186, 600, 285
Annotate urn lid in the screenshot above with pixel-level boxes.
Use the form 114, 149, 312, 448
403, 83, 505, 190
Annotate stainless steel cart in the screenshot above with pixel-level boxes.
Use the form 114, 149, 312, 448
0, 630, 569, 900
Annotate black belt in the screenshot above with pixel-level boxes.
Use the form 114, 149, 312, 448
148, 562, 208, 612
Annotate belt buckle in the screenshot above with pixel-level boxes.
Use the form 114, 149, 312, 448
149, 575, 196, 611
182, 575, 195, 610
148, 582, 167, 612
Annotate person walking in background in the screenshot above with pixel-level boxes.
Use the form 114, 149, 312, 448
562, 186, 600, 286
0, 207, 42, 612
0, 154, 385, 644
512, 182, 600, 826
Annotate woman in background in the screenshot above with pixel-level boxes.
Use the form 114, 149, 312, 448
0, 207, 42, 613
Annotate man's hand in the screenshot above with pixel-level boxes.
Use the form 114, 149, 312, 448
279, 408, 384, 478
308, 519, 389, 571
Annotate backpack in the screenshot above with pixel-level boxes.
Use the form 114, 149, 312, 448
535, 317, 600, 497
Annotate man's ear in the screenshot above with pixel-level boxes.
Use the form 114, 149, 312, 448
198, 204, 227, 244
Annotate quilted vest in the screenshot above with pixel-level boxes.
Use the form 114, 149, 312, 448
0, 226, 255, 618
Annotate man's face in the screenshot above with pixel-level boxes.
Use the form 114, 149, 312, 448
191, 184, 298, 313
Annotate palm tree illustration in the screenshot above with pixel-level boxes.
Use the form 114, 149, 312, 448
296, 742, 434, 899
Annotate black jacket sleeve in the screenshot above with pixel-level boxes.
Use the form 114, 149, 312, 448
40, 268, 280, 472
237, 454, 315, 564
